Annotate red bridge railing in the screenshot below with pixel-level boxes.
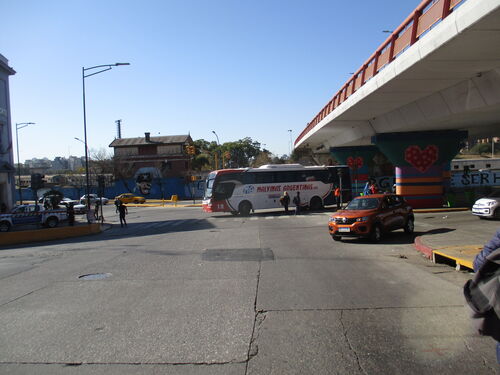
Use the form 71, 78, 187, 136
295, 0, 466, 147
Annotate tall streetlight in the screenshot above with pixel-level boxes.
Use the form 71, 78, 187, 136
15, 122, 35, 204
288, 129, 293, 156
82, 63, 129, 215
212, 130, 221, 169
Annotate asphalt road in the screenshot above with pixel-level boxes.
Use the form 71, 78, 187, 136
0, 205, 498, 374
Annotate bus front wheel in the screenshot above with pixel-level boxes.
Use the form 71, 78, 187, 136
239, 201, 252, 216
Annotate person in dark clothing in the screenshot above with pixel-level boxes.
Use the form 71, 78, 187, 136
280, 191, 290, 214
67, 203, 75, 226
473, 229, 500, 365
293, 192, 301, 215
118, 202, 128, 227
94, 200, 100, 221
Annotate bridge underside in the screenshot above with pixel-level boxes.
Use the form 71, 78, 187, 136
296, 0, 500, 208
297, 0, 500, 152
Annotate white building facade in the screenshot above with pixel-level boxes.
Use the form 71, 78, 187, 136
0, 54, 16, 210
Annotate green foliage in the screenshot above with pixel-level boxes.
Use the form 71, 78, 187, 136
191, 153, 211, 171
469, 143, 493, 156
193, 136, 264, 168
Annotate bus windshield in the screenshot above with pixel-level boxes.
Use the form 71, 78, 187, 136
204, 173, 216, 199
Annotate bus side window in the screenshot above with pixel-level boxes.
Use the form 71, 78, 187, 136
254, 172, 275, 184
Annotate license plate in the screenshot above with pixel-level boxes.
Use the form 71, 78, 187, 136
338, 227, 350, 233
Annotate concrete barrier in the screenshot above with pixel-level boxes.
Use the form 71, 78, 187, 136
0, 224, 102, 247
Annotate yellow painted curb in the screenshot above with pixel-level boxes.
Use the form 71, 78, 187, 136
0, 224, 102, 247
124, 203, 203, 208
432, 245, 483, 271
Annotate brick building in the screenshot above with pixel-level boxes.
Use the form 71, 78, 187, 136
109, 133, 193, 180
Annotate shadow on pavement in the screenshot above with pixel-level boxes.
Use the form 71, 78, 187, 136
335, 228, 456, 246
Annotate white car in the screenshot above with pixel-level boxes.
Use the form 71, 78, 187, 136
80, 194, 109, 205
472, 191, 500, 219
58, 197, 80, 207
0, 204, 67, 232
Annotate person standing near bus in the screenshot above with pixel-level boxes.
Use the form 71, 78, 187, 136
293, 192, 301, 215
334, 186, 341, 210
280, 191, 290, 214
118, 201, 128, 227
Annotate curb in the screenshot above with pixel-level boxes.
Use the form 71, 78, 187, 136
414, 236, 433, 259
413, 207, 469, 213
125, 203, 203, 208
0, 223, 103, 247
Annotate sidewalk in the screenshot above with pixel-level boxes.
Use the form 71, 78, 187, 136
413, 209, 493, 271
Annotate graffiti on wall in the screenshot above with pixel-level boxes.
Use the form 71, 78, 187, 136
451, 170, 500, 188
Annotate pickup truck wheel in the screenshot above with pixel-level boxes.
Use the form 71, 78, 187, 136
370, 224, 382, 243
404, 217, 414, 234
0, 221, 11, 232
46, 217, 59, 228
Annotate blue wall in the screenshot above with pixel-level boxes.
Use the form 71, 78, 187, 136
15, 177, 205, 202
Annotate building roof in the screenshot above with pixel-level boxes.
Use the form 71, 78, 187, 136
109, 134, 192, 148
0, 54, 16, 75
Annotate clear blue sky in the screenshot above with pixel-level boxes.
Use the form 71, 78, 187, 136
2, 0, 417, 162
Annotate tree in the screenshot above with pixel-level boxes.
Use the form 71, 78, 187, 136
251, 151, 272, 167
192, 137, 264, 168
90, 148, 115, 174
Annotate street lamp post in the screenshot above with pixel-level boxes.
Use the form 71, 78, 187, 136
212, 130, 221, 169
15, 122, 35, 204
288, 129, 292, 156
82, 63, 129, 219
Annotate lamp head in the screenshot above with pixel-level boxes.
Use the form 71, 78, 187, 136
114, 63, 130, 66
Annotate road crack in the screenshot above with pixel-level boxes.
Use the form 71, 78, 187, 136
339, 310, 368, 375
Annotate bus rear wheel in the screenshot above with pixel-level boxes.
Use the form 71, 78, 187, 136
309, 196, 323, 211
239, 201, 252, 216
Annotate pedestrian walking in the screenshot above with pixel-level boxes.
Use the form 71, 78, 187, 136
118, 201, 128, 227
280, 191, 290, 214
94, 200, 100, 221
334, 186, 341, 210
67, 203, 75, 226
293, 191, 301, 215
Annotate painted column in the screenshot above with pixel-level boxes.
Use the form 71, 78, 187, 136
330, 146, 384, 196
373, 130, 467, 208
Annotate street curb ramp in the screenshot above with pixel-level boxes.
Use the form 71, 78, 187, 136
0, 224, 102, 247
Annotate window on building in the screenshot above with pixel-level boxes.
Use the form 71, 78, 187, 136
138, 145, 157, 155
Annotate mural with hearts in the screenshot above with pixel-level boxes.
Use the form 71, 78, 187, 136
404, 145, 439, 173
346, 156, 363, 169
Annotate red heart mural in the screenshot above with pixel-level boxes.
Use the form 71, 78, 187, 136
347, 156, 363, 169
404, 145, 439, 173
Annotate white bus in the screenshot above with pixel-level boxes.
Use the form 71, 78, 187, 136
202, 164, 351, 215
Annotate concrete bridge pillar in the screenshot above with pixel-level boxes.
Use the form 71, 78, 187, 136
330, 146, 383, 196
372, 130, 467, 208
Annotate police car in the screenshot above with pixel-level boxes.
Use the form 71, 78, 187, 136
0, 204, 68, 232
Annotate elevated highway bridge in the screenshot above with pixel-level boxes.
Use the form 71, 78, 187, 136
295, 0, 500, 207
